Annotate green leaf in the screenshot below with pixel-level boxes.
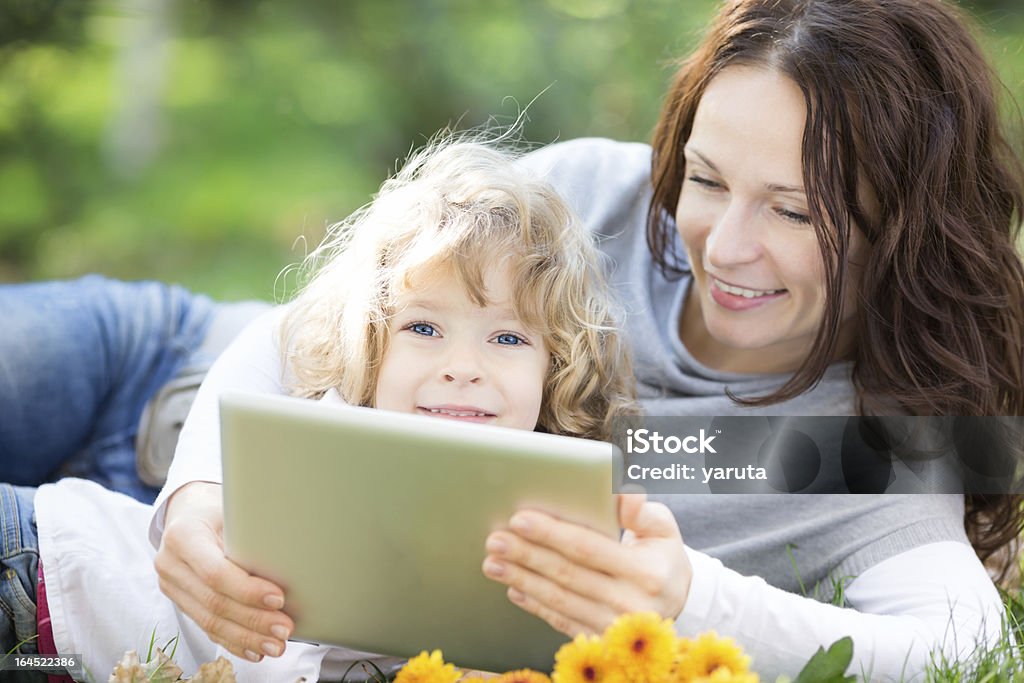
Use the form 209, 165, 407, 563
793, 637, 856, 683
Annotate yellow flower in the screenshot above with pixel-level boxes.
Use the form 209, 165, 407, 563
552, 634, 623, 683
674, 632, 752, 683
602, 612, 678, 683
495, 669, 553, 683
693, 667, 759, 683
395, 650, 461, 683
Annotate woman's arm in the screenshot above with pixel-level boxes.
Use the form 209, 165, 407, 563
681, 540, 1003, 680
484, 496, 1004, 680
150, 307, 297, 663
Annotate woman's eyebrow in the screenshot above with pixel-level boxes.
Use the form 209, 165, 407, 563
683, 145, 719, 172
686, 145, 804, 195
765, 182, 805, 194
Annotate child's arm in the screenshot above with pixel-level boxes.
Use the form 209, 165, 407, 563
150, 307, 296, 663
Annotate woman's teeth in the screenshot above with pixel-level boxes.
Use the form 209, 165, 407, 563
714, 279, 783, 298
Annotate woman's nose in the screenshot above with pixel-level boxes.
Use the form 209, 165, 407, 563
705, 201, 762, 268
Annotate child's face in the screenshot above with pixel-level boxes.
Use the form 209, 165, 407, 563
374, 264, 550, 431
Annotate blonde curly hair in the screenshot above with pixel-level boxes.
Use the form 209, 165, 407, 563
279, 136, 638, 441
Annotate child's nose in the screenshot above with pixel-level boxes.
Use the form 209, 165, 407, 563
442, 347, 484, 384
444, 370, 481, 384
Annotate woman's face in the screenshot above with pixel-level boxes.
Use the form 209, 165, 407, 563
675, 65, 867, 374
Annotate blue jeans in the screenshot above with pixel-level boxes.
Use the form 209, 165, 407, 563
0, 276, 215, 503
0, 484, 41, 679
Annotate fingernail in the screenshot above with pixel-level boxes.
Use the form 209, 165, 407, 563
262, 641, 282, 657
263, 594, 285, 609
483, 558, 505, 577
244, 650, 261, 662
485, 536, 507, 555
271, 625, 290, 640
510, 514, 530, 534
508, 588, 525, 604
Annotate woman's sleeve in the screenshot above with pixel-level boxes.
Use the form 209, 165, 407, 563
678, 540, 1005, 680
147, 306, 289, 547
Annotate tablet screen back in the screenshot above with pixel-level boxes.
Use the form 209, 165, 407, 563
220, 391, 619, 672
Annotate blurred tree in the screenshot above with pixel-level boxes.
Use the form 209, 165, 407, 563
0, 0, 1019, 297
0, 0, 88, 47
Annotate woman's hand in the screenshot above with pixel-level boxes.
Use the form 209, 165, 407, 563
481, 493, 691, 636
154, 481, 295, 661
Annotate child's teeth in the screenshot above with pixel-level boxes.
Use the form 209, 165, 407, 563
429, 408, 487, 417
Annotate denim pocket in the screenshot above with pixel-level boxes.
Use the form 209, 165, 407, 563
0, 566, 38, 654
0, 484, 39, 657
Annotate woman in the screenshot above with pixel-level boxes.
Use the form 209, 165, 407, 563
471, 0, 1024, 676
39, 0, 1024, 678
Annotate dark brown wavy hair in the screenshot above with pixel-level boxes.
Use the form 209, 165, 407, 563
649, 0, 1024, 580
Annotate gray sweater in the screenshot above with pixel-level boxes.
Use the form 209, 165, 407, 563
520, 138, 967, 597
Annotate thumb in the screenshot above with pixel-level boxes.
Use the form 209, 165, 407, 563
617, 492, 647, 529
619, 495, 681, 542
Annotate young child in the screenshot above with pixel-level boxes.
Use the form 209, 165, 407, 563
0, 138, 638, 682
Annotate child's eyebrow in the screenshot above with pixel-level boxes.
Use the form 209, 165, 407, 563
399, 300, 522, 322
399, 299, 438, 311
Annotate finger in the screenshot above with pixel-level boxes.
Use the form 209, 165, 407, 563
161, 573, 276, 662
485, 532, 622, 602
156, 531, 293, 657
161, 481, 288, 612
180, 530, 286, 613
482, 556, 611, 636
506, 586, 596, 638
156, 546, 293, 659
506, 510, 639, 577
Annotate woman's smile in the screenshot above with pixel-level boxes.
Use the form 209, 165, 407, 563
708, 276, 788, 311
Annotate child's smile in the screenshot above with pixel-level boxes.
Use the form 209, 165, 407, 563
374, 263, 551, 431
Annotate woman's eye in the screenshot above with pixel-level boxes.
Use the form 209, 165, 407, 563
408, 322, 439, 337
776, 207, 812, 225
494, 332, 527, 346
688, 175, 723, 190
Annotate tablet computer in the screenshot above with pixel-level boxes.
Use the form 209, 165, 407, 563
219, 391, 620, 672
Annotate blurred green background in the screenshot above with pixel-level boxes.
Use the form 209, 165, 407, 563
2, 0, 1022, 301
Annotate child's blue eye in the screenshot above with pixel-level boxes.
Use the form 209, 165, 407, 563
495, 333, 526, 346
409, 323, 439, 337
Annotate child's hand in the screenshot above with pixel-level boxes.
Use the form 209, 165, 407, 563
154, 481, 295, 662
481, 493, 691, 636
